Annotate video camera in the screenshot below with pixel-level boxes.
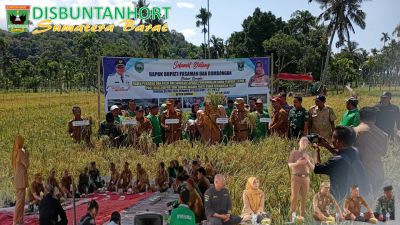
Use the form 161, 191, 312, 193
306, 133, 321, 143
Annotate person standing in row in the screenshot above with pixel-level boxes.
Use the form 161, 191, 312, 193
248, 97, 257, 113
287, 96, 309, 139
373, 91, 400, 140
229, 98, 249, 142
251, 99, 270, 141
122, 99, 136, 118
309, 95, 336, 140
198, 101, 220, 144
312, 182, 343, 222
13, 136, 29, 225
269, 97, 287, 137
353, 107, 388, 194
339, 97, 360, 127
161, 99, 183, 144
288, 136, 314, 220
147, 105, 162, 147
224, 100, 235, 142
132, 106, 153, 143
279, 92, 293, 116
374, 185, 395, 221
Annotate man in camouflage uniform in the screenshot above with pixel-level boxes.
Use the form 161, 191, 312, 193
309, 95, 336, 140
312, 182, 343, 222
98, 113, 123, 147
229, 98, 249, 142
374, 185, 395, 221
161, 99, 183, 144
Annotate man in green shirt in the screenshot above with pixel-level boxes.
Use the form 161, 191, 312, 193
110, 105, 124, 124
169, 188, 196, 225
147, 105, 162, 147
98, 113, 123, 147
122, 99, 136, 117
374, 185, 395, 221
223, 100, 235, 143
340, 97, 360, 127
288, 96, 310, 139
251, 99, 270, 140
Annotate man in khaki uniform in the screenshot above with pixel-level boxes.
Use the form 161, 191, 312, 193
288, 136, 314, 218
229, 98, 249, 141
344, 185, 376, 221
68, 106, 93, 148
29, 173, 44, 206
117, 162, 133, 192
108, 163, 120, 191
60, 169, 77, 198
309, 95, 336, 140
46, 168, 64, 198
269, 97, 287, 137
161, 99, 183, 144
312, 182, 344, 222
131, 106, 153, 146
133, 163, 149, 193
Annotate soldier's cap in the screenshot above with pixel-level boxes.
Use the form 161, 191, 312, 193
135, 105, 144, 112
383, 185, 393, 191
110, 105, 119, 111
345, 97, 359, 104
234, 98, 245, 104
255, 99, 263, 105
381, 92, 392, 98
106, 113, 114, 122
114, 59, 126, 67
321, 182, 330, 188
314, 95, 326, 102
270, 97, 281, 103
166, 99, 174, 105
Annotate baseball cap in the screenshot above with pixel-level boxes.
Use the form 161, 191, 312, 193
345, 97, 359, 104
270, 97, 281, 103
381, 92, 392, 98
186, 178, 195, 187
314, 95, 326, 102
110, 105, 119, 111
106, 113, 114, 122
135, 106, 144, 112
279, 92, 287, 98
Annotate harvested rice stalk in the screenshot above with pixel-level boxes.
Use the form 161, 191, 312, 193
204, 90, 227, 111
122, 117, 139, 145
243, 113, 257, 130
138, 132, 153, 154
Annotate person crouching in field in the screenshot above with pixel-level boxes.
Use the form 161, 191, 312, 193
68, 106, 93, 148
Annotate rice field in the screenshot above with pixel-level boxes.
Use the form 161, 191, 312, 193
0, 88, 399, 224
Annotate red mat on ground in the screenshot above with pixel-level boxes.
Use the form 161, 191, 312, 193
0, 192, 154, 225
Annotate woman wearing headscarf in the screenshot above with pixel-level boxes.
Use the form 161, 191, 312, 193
158, 104, 166, 143
197, 102, 221, 144
204, 155, 216, 180
12, 136, 29, 225
241, 177, 271, 223
183, 104, 201, 141
248, 61, 269, 87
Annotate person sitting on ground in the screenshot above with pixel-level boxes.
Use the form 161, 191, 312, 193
204, 174, 242, 225
176, 166, 187, 180
241, 177, 271, 223
186, 178, 204, 223
169, 188, 196, 225
117, 162, 133, 192
88, 162, 105, 193
197, 167, 210, 199
183, 158, 192, 175
79, 200, 99, 225
29, 173, 44, 207
78, 167, 89, 194
204, 155, 216, 182
108, 211, 121, 225
191, 161, 199, 183
61, 169, 77, 198
167, 160, 178, 187
312, 182, 343, 222
108, 163, 120, 192
39, 185, 68, 225
133, 163, 149, 193
151, 162, 169, 192
173, 176, 186, 194
46, 168, 63, 198
344, 185, 375, 221
374, 185, 395, 221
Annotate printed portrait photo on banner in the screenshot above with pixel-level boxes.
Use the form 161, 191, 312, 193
182, 97, 205, 109
248, 60, 269, 88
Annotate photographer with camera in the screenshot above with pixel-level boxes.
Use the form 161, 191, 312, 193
312, 126, 369, 202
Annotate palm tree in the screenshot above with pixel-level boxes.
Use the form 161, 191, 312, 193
140, 15, 171, 59
371, 48, 379, 56
210, 35, 224, 59
290, 10, 316, 42
195, 7, 212, 59
393, 23, 400, 37
132, 0, 150, 25
381, 32, 391, 47
314, 0, 366, 90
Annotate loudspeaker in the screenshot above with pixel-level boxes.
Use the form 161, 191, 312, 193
134, 211, 163, 225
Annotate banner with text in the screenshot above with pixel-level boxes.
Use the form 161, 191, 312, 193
103, 57, 270, 113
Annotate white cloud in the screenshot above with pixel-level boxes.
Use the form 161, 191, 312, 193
151, 0, 166, 2
177, 2, 194, 9
180, 28, 196, 38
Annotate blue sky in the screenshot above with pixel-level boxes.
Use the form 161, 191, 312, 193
1, 0, 399, 53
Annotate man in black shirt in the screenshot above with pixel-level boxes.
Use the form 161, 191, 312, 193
79, 200, 99, 225
373, 92, 400, 140
39, 185, 68, 225
313, 126, 358, 202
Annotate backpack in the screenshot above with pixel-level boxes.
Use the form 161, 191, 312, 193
340, 147, 370, 197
